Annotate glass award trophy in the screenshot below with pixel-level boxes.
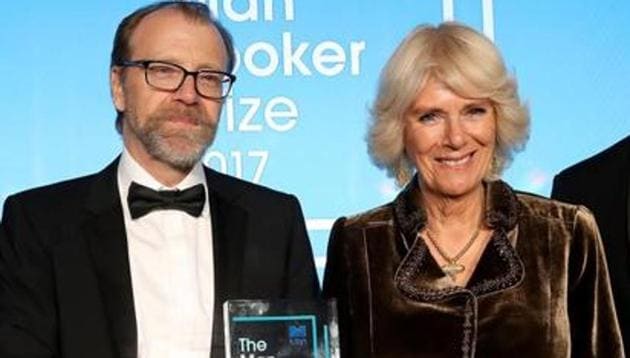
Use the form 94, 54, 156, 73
223, 299, 339, 358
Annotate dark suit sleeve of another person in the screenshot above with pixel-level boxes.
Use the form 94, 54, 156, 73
0, 195, 58, 357
567, 207, 625, 357
552, 144, 630, 355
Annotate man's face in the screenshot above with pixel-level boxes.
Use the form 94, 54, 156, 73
111, 8, 228, 171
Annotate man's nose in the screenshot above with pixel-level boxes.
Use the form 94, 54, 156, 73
173, 74, 199, 104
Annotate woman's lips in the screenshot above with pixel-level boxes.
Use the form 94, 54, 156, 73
436, 152, 475, 167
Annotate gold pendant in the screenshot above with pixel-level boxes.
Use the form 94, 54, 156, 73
441, 262, 465, 278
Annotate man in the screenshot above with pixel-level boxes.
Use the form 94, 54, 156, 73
0, 2, 320, 357
552, 135, 630, 353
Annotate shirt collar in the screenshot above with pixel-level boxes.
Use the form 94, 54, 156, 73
117, 148, 209, 218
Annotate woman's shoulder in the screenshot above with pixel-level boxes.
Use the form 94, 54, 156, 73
514, 190, 596, 228
333, 202, 395, 232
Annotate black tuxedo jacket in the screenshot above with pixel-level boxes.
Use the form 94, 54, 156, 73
0, 158, 320, 357
552, 135, 630, 353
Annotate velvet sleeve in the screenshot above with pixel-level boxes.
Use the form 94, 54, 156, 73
322, 217, 352, 358
567, 206, 625, 357
0, 196, 58, 357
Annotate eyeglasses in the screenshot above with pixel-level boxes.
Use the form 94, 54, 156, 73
117, 60, 236, 100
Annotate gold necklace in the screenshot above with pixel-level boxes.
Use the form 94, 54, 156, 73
423, 227, 481, 279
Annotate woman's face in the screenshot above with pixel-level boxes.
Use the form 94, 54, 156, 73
403, 78, 496, 198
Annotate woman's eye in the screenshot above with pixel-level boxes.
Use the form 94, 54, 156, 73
418, 112, 438, 123
466, 107, 487, 116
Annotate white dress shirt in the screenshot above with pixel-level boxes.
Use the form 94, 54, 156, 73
117, 149, 214, 358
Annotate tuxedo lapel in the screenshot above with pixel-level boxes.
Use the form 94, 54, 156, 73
76, 163, 252, 357
205, 169, 249, 302
205, 168, 249, 356
82, 158, 137, 358
208, 188, 248, 302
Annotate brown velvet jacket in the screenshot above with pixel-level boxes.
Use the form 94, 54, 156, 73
322, 179, 624, 357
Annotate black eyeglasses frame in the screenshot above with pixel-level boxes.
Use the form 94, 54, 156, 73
116, 59, 236, 100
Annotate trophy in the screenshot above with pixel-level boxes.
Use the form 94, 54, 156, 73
224, 299, 339, 358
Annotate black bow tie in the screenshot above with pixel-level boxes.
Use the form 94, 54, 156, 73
127, 182, 206, 219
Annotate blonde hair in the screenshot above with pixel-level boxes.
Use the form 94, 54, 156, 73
368, 22, 530, 186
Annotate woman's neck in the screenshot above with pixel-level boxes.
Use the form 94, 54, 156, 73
421, 184, 485, 237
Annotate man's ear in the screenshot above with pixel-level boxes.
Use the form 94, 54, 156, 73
110, 67, 126, 112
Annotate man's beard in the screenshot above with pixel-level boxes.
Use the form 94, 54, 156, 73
125, 105, 217, 171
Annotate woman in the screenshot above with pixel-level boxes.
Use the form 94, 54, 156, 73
322, 23, 624, 357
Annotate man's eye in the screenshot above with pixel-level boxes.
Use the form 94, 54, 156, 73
199, 73, 222, 84
150, 65, 178, 75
